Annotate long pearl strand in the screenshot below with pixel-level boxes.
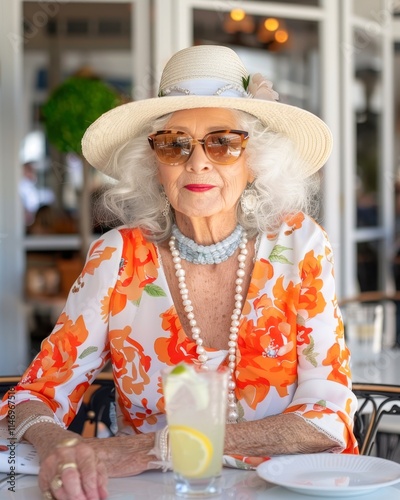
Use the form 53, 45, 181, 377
168, 229, 249, 423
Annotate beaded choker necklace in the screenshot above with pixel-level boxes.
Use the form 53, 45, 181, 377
171, 224, 244, 265
169, 228, 249, 423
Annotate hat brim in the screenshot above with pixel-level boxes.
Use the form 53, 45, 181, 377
81, 96, 332, 179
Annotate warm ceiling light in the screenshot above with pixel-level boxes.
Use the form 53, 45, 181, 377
264, 18, 279, 32
275, 29, 289, 43
230, 9, 246, 22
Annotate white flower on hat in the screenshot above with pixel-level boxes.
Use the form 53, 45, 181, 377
246, 73, 279, 102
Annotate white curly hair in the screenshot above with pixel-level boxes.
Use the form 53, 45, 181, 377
98, 110, 321, 241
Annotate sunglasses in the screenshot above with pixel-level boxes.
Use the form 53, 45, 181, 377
148, 129, 249, 166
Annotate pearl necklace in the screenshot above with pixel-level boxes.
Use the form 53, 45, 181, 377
168, 229, 249, 423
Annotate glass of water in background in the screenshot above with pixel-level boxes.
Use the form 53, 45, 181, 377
344, 302, 384, 365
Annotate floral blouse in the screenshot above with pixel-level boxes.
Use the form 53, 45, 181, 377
0, 212, 359, 467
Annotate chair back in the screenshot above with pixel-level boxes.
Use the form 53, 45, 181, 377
0, 376, 21, 399
353, 383, 400, 458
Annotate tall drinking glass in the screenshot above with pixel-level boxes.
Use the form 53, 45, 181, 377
162, 364, 229, 497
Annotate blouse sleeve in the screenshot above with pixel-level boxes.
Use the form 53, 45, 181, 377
283, 223, 359, 454
0, 229, 123, 428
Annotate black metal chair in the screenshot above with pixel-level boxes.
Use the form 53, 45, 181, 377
353, 383, 400, 459
68, 372, 115, 437
0, 376, 21, 399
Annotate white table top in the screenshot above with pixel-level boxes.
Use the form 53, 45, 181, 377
2, 349, 400, 498
1, 467, 400, 499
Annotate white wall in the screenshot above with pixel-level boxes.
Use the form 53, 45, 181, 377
0, 0, 29, 375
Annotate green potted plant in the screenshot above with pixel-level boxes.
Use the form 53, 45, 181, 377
41, 71, 122, 255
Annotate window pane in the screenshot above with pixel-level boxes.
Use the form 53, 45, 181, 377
193, 10, 320, 113
354, 29, 382, 228
357, 241, 380, 291
353, 0, 384, 19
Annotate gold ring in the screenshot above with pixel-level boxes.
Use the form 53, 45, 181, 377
43, 491, 54, 500
55, 437, 80, 448
58, 461, 78, 474
50, 475, 63, 491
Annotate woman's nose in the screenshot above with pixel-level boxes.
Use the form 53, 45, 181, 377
185, 143, 212, 172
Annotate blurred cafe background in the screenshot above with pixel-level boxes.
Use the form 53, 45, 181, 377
1, 0, 400, 374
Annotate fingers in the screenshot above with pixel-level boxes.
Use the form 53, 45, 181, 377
95, 460, 109, 500
39, 442, 108, 500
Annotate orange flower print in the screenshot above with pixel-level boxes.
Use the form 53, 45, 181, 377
81, 240, 117, 278
155, 378, 165, 413
100, 288, 114, 322
284, 212, 305, 235
63, 381, 89, 426
131, 398, 159, 429
297, 324, 313, 346
72, 240, 117, 293
253, 294, 274, 313
273, 277, 301, 325
298, 250, 326, 319
236, 313, 296, 408
323, 305, 351, 385
338, 404, 359, 453
323, 343, 351, 386
324, 241, 335, 270
285, 400, 334, 420
110, 228, 160, 316
154, 307, 197, 365
16, 313, 90, 410
109, 326, 151, 397
248, 258, 274, 299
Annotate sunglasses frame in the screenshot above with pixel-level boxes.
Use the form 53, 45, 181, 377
148, 129, 249, 165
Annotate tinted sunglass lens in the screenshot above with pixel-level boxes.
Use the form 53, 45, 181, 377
155, 133, 192, 164
205, 133, 243, 163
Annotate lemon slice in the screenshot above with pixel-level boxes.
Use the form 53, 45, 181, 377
164, 364, 209, 410
169, 425, 213, 478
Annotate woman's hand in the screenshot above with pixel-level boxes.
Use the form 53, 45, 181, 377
85, 432, 157, 477
16, 402, 158, 498
38, 432, 158, 499
38, 437, 108, 500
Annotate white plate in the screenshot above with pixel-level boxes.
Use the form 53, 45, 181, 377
256, 454, 400, 497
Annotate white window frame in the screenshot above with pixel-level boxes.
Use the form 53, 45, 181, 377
340, 0, 395, 298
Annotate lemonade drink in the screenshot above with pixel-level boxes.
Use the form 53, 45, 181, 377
162, 364, 229, 497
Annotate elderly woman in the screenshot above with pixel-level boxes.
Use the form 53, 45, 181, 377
1, 45, 358, 500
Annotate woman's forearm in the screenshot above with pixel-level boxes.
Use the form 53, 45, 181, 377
13, 400, 81, 461
224, 413, 338, 456
12, 401, 157, 476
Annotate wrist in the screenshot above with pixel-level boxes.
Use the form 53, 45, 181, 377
26, 425, 82, 461
14, 414, 62, 442
146, 426, 172, 472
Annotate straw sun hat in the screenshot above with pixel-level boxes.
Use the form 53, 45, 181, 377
81, 45, 332, 178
